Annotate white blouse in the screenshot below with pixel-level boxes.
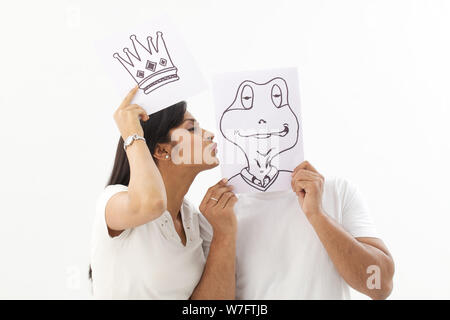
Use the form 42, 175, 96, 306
90, 184, 213, 299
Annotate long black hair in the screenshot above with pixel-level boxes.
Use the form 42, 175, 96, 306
89, 101, 187, 281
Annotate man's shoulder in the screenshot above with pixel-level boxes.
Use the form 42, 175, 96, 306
324, 175, 360, 201
323, 175, 354, 194
321, 175, 363, 220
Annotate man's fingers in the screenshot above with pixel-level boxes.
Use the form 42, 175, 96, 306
291, 169, 322, 182
119, 85, 139, 109
292, 161, 307, 174
303, 160, 319, 173
292, 180, 310, 193
292, 160, 320, 176
292, 179, 321, 193
291, 160, 325, 180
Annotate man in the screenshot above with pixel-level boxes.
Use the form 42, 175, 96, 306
233, 160, 395, 299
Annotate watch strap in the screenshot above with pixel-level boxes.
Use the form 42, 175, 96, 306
123, 134, 146, 151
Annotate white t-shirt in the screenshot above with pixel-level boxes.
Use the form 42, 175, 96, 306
89, 184, 213, 299
234, 176, 379, 299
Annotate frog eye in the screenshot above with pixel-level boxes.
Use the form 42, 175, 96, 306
241, 85, 254, 109
271, 84, 282, 108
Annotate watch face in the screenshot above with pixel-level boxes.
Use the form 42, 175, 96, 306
125, 136, 133, 145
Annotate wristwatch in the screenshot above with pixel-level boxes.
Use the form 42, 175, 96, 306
123, 134, 146, 151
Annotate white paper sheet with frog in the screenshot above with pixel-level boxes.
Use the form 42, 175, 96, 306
212, 68, 304, 193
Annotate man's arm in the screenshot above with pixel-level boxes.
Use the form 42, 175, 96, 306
308, 213, 395, 299
291, 161, 395, 300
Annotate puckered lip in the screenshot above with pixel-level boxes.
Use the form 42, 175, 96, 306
207, 142, 218, 153
235, 123, 289, 139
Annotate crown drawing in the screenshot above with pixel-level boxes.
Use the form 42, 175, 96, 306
113, 31, 179, 94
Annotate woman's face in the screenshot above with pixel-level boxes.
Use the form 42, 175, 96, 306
168, 111, 219, 169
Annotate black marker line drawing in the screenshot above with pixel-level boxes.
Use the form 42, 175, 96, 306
219, 77, 300, 192
113, 31, 179, 94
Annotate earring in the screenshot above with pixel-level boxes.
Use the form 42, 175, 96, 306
165, 154, 169, 159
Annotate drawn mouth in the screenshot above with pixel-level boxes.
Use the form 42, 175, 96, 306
236, 123, 289, 139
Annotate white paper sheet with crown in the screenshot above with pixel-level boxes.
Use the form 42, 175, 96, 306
96, 15, 208, 115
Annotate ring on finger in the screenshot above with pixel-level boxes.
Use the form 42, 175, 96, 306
210, 197, 219, 202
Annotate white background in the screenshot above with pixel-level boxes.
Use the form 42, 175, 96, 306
0, 0, 449, 299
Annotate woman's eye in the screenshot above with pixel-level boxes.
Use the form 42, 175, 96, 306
188, 123, 200, 132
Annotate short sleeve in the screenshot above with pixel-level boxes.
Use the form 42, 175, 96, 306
198, 212, 213, 258
336, 177, 380, 239
94, 184, 131, 241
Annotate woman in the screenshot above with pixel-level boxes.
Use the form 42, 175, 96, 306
89, 86, 238, 299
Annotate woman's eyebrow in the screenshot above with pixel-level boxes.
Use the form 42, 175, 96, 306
182, 118, 197, 124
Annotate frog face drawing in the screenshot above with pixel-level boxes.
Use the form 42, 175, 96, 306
219, 77, 300, 191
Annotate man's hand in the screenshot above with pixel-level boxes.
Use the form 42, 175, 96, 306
291, 160, 325, 220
